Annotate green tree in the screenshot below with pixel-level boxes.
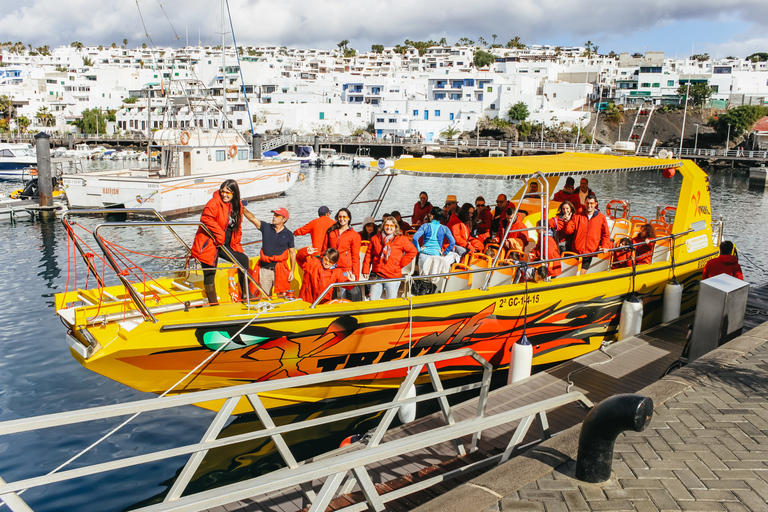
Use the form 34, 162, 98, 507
631, 52, 643, 58
122, 38, 128, 48
36, 106, 54, 127
608, 50, 618, 59
404, 39, 436, 56
473, 49, 495, 68
82, 56, 94, 67
604, 102, 624, 124
111, 42, 117, 49
0, 95, 15, 119
477, 37, 487, 47
690, 53, 709, 62
583, 40, 593, 58
491, 34, 498, 46
438, 37, 447, 47
505, 36, 525, 49
678, 82, 714, 107
122, 96, 137, 104
393, 44, 408, 55
142, 43, 148, 49
17, 115, 30, 133
337, 39, 349, 56
371, 44, 384, 54
71, 41, 83, 50
507, 101, 529, 122
746, 52, 768, 63
440, 126, 461, 140
710, 105, 768, 139
72, 108, 107, 134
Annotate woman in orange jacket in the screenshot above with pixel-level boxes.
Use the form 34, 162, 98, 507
322, 208, 362, 298
296, 247, 349, 304
362, 216, 418, 300
191, 179, 256, 304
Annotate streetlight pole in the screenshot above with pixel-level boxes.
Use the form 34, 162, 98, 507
618, 122, 623, 142
694, 124, 699, 153
726, 123, 731, 154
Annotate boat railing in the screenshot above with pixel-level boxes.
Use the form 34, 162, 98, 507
0, 347, 593, 512
312, 221, 710, 307
91, 221, 270, 320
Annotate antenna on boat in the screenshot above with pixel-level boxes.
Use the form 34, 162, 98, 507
224, 0, 256, 136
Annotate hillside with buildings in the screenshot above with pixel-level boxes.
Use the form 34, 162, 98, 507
0, 43, 766, 144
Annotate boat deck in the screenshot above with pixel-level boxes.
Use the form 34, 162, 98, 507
207, 315, 693, 511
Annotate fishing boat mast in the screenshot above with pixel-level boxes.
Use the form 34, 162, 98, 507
221, 0, 227, 131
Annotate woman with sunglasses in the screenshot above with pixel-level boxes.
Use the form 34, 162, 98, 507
362, 216, 417, 300
192, 179, 257, 305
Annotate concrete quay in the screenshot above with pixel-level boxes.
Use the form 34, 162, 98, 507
414, 321, 768, 512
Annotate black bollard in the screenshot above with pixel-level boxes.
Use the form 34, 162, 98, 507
34, 131, 53, 209
506, 140, 513, 156
252, 133, 263, 159
314, 135, 320, 155
575, 394, 653, 483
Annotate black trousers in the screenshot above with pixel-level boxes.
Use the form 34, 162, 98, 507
201, 246, 250, 289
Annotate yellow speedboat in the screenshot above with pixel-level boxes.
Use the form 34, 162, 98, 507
55, 153, 717, 414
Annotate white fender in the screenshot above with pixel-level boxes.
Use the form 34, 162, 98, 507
507, 335, 533, 385
662, 279, 682, 323
397, 383, 417, 424
618, 295, 643, 340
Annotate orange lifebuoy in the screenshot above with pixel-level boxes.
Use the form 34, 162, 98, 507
606, 199, 629, 220
229, 145, 238, 158
659, 206, 676, 222
180, 131, 190, 145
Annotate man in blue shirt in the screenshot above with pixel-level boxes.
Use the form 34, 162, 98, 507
251, 208, 296, 296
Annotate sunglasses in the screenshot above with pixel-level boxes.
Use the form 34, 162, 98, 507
337, 215, 349, 219
476, 203, 485, 207
220, 190, 233, 196
496, 200, 505, 204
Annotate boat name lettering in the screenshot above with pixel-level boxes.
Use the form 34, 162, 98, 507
102, 187, 119, 195
317, 347, 408, 373
147, 184, 159, 189
498, 294, 539, 309
698, 205, 710, 215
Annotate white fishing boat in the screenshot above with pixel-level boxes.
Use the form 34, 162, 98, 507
329, 153, 355, 166
0, 143, 37, 180
352, 147, 375, 169
61, 128, 301, 216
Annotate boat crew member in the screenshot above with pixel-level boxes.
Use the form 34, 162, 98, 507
412, 191, 432, 227
359, 216, 378, 242
553, 177, 581, 209
412, 208, 456, 269
564, 193, 611, 272
192, 179, 255, 305
473, 196, 493, 237
362, 216, 417, 300
390, 211, 411, 233
443, 194, 460, 229
577, 178, 595, 208
293, 205, 335, 252
323, 208, 362, 298
251, 207, 296, 297
296, 247, 349, 304
702, 241, 743, 280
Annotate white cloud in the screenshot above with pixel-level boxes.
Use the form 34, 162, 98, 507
0, 0, 766, 58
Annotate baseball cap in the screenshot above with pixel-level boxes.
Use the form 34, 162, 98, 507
272, 208, 290, 220
362, 216, 376, 226
318, 205, 331, 216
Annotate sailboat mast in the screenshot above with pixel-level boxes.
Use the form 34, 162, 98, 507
221, 0, 227, 130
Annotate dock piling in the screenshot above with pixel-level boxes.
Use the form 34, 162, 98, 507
34, 131, 53, 212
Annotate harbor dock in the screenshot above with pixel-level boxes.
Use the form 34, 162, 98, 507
199, 285, 768, 512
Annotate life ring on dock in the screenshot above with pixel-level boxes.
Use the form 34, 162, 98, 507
180, 131, 191, 146
228, 145, 238, 158
659, 206, 676, 222
606, 200, 629, 220
10, 189, 22, 199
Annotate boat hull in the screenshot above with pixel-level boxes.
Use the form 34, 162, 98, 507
61, 161, 301, 216
62, 256, 710, 415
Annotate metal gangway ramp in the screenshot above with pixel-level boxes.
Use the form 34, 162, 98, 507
0, 349, 592, 512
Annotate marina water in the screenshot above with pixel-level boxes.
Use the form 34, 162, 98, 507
0, 160, 766, 511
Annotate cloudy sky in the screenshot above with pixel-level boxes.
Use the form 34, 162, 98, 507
1, 0, 766, 60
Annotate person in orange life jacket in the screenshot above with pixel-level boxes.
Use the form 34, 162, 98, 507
412, 191, 432, 227
564, 193, 612, 272
493, 203, 529, 253
323, 208, 362, 299
549, 200, 575, 253
359, 216, 378, 242
611, 237, 633, 269
529, 226, 562, 277
633, 224, 656, 266
296, 247, 349, 304
412, 207, 456, 268
552, 177, 582, 210
473, 196, 493, 237
249, 207, 296, 297
703, 240, 744, 280
390, 210, 411, 233
443, 194, 461, 229
293, 205, 335, 251
577, 177, 595, 208
362, 216, 418, 300
192, 180, 256, 305
490, 193, 510, 236
452, 205, 483, 257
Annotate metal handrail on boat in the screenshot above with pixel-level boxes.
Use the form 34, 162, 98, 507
311, 221, 710, 308
0, 348, 593, 512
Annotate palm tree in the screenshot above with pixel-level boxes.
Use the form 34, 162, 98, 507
492, 34, 498, 46
584, 41, 593, 58
36, 106, 54, 127
123, 38, 128, 48
440, 126, 461, 140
